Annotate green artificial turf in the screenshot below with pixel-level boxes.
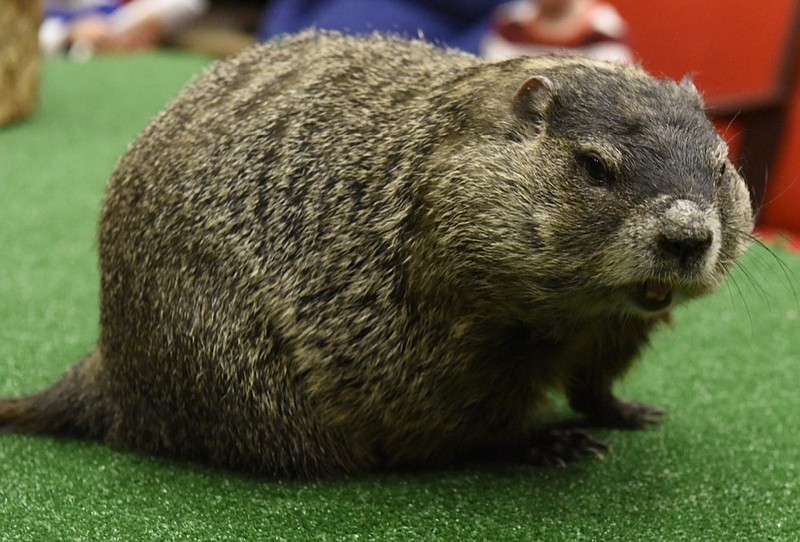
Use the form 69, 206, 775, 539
1, 51, 800, 542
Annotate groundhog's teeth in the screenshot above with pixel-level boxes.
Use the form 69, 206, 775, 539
644, 281, 672, 302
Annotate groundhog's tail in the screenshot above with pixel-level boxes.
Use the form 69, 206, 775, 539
0, 350, 108, 439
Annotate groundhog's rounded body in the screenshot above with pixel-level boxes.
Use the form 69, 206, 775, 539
1, 32, 753, 477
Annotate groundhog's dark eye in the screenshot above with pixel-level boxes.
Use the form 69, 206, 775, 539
580, 152, 613, 186
718, 162, 727, 178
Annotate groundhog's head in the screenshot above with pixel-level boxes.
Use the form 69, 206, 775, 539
426, 58, 753, 320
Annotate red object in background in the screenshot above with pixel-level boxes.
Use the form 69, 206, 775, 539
612, 0, 792, 104
762, 55, 800, 239
609, 0, 800, 243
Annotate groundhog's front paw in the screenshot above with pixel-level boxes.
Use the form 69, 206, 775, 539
589, 398, 667, 430
527, 428, 609, 468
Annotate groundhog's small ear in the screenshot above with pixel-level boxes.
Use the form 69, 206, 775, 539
513, 75, 556, 118
679, 74, 702, 97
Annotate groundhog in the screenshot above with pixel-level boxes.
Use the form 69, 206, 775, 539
0, 31, 753, 478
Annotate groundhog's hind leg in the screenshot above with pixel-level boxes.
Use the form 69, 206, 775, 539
526, 427, 609, 467
0, 350, 109, 438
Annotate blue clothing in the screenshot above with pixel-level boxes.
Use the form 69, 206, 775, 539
259, 0, 506, 54
46, 1, 120, 23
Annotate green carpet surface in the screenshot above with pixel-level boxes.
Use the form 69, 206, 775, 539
1, 52, 799, 542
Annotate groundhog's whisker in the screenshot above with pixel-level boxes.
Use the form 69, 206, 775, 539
732, 228, 798, 302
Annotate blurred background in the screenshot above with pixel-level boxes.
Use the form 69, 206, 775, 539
3, 0, 800, 247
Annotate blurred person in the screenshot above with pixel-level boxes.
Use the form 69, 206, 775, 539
481, 0, 632, 62
40, 0, 207, 58
258, 0, 507, 55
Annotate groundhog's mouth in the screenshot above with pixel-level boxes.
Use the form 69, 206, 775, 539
630, 281, 673, 312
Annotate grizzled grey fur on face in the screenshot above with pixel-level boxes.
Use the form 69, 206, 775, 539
0, 31, 753, 478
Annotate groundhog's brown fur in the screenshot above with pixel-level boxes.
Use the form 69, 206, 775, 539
0, 31, 753, 478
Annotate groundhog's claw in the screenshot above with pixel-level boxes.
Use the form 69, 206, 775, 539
527, 428, 610, 467
571, 393, 668, 430
593, 399, 667, 430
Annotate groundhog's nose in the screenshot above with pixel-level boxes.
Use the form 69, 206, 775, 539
658, 231, 713, 264
657, 199, 715, 268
